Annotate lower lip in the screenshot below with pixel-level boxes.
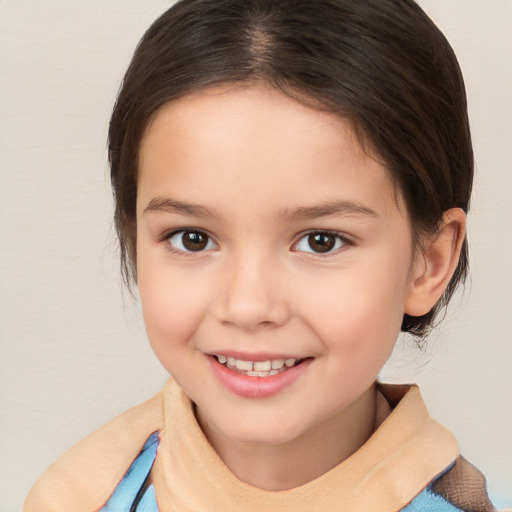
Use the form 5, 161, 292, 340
207, 356, 312, 399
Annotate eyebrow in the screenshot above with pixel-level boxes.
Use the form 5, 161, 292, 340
143, 196, 378, 220
143, 196, 220, 218
277, 200, 379, 221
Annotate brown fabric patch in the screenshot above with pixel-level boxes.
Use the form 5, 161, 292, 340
432, 456, 497, 512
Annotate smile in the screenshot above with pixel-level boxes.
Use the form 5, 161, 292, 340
215, 355, 301, 377
208, 354, 312, 398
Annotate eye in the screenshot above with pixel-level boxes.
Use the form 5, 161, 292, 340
294, 231, 348, 254
166, 230, 217, 253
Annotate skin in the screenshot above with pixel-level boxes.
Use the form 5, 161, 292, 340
136, 84, 465, 491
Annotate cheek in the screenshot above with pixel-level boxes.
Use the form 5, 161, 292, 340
137, 258, 209, 354
296, 255, 411, 350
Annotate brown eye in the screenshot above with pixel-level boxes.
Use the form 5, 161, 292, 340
308, 233, 335, 252
295, 232, 346, 254
182, 231, 207, 251
168, 230, 215, 252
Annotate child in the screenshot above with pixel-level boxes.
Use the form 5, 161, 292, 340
23, 0, 501, 510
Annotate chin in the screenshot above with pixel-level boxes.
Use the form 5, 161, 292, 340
212, 412, 311, 447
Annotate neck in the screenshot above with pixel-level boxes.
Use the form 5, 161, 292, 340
196, 384, 378, 491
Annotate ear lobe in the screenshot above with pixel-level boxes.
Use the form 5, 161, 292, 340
405, 208, 466, 317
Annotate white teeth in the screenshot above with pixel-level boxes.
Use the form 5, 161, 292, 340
235, 359, 253, 371
254, 360, 272, 371
247, 370, 279, 377
215, 354, 301, 376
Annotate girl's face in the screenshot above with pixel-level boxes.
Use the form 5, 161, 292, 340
136, 85, 420, 447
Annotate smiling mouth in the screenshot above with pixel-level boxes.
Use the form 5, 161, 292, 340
213, 355, 308, 377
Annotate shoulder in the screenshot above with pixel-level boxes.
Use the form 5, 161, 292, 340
23, 388, 165, 512
376, 383, 497, 511
402, 456, 497, 512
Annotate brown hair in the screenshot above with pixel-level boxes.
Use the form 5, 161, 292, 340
109, 0, 473, 337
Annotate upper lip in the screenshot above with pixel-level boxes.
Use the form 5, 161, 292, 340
205, 350, 308, 362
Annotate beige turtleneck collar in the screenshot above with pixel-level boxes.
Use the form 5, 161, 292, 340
152, 379, 459, 511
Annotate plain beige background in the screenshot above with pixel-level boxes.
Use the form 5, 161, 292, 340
0, 1, 511, 510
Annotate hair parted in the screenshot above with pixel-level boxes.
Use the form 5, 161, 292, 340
108, 0, 473, 338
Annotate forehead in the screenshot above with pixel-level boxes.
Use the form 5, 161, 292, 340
137, 84, 405, 222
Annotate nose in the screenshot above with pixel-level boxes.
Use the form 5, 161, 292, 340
213, 254, 291, 331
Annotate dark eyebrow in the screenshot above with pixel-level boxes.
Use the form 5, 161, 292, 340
277, 200, 379, 221
143, 196, 220, 218
143, 196, 378, 221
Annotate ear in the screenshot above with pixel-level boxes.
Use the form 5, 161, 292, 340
405, 208, 466, 317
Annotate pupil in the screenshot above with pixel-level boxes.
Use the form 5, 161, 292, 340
183, 231, 207, 251
309, 233, 335, 253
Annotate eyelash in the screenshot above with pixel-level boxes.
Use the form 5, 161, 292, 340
292, 230, 353, 257
160, 229, 353, 257
160, 228, 218, 257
